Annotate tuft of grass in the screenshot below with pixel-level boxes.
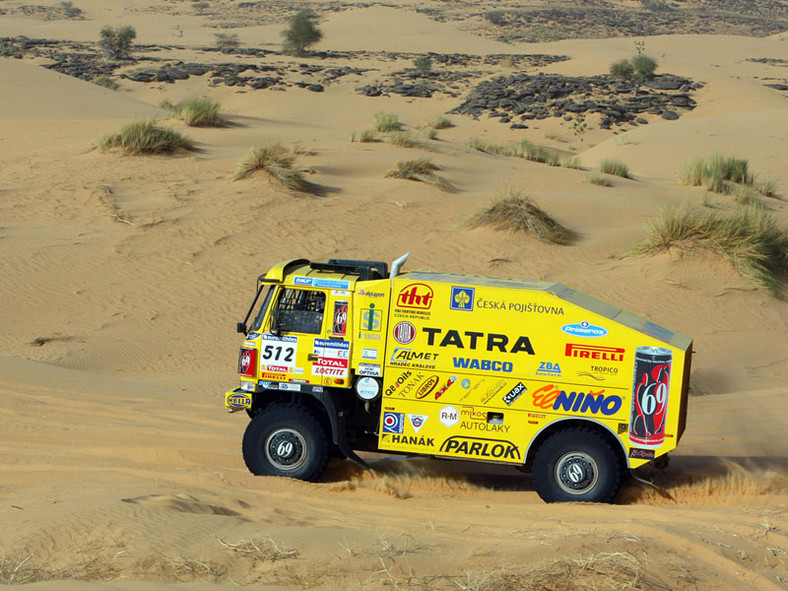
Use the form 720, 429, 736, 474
599, 159, 630, 178
426, 114, 452, 130
679, 154, 754, 194
561, 156, 582, 169
373, 112, 403, 133
629, 205, 788, 296
468, 188, 575, 245
466, 138, 521, 157
99, 120, 193, 155
169, 98, 224, 127
214, 31, 240, 50
92, 75, 118, 90
385, 131, 418, 148
232, 142, 311, 192
358, 129, 378, 143
754, 178, 778, 198
422, 128, 438, 140
385, 158, 453, 192
586, 173, 613, 187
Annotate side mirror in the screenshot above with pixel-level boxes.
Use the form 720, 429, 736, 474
236, 322, 247, 334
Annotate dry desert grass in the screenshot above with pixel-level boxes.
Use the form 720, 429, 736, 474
385, 158, 454, 192
99, 120, 194, 155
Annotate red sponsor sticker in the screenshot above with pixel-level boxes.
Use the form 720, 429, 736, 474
396, 283, 434, 310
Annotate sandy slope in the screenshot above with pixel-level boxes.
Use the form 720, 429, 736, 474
1, 2, 787, 589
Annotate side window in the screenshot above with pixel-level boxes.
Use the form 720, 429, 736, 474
277, 289, 326, 335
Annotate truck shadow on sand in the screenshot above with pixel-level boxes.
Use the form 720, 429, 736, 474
322, 454, 787, 505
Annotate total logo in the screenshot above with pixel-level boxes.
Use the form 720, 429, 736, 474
439, 405, 459, 427
397, 283, 434, 309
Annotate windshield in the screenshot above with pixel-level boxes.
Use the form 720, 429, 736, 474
249, 285, 274, 332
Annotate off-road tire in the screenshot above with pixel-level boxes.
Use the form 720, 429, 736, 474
242, 404, 329, 481
532, 427, 623, 503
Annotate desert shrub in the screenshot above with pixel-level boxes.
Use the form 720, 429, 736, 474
468, 188, 575, 245
98, 25, 136, 59
484, 11, 506, 26
358, 129, 378, 143
427, 115, 452, 129
281, 9, 322, 56
586, 173, 613, 187
610, 52, 658, 95
60, 1, 82, 18
422, 128, 438, 140
522, 142, 562, 164
215, 32, 240, 50
600, 159, 630, 178
630, 205, 788, 296
92, 75, 118, 90
385, 131, 418, 148
562, 156, 582, 169
99, 120, 193, 154
169, 98, 224, 127
385, 158, 453, 192
233, 143, 311, 192
0, 42, 18, 57
373, 112, 403, 133
413, 56, 432, 74
679, 154, 754, 194
466, 138, 520, 157
755, 178, 778, 198
192, 1, 209, 12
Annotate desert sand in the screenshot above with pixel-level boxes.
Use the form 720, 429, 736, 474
1, 0, 787, 589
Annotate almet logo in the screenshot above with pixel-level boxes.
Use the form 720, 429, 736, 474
439, 436, 521, 460
565, 343, 625, 362
397, 283, 434, 309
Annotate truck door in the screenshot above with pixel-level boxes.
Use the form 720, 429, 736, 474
263, 287, 350, 388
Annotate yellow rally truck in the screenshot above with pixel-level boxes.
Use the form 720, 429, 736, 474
225, 255, 691, 503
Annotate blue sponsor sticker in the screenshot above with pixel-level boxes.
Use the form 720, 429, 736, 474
461, 379, 471, 389
383, 412, 405, 434
314, 339, 350, 350
227, 392, 252, 409
292, 276, 351, 290
450, 286, 475, 311
561, 321, 608, 338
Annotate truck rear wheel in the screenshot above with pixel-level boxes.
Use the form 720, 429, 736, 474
532, 427, 623, 503
242, 404, 329, 481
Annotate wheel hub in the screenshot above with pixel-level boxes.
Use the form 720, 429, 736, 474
555, 451, 599, 495
265, 428, 306, 471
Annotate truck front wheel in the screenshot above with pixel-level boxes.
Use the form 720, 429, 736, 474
242, 404, 330, 481
532, 427, 623, 503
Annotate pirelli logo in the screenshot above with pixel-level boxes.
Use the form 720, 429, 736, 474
565, 343, 625, 362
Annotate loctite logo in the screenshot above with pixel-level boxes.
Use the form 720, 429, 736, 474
439, 436, 521, 460
397, 283, 434, 309
565, 343, 625, 362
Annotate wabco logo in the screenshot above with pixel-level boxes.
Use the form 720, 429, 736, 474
397, 283, 434, 309
562, 321, 608, 338
453, 358, 513, 373
439, 436, 521, 460
531, 384, 623, 416
565, 343, 625, 362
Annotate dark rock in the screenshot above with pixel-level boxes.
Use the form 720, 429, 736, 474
636, 117, 649, 124
510, 123, 528, 129
167, 67, 189, 80
307, 84, 324, 92
661, 110, 679, 120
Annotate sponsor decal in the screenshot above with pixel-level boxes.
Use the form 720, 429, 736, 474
362, 348, 378, 360
239, 350, 255, 374
629, 447, 656, 460
408, 414, 429, 433
260, 337, 298, 368
260, 372, 287, 380
315, 339, 350, 355
393, 321, 417, 345
502, 382, 527, 406
227, 392, 252, 409
460, 421, 510, 433
397, 283, 434, 310
531, 384, 623, 416
358, 333, 381, 341
384, 371, 413, 397
476, 299, 565, 315
453, 357, 513, 373
423, 328, 535, 355
332, 301, 348, 337
390, 348, 439, 369
267, 365, 289, 373
439, 436, 521, 460
578, 365, 619, 382
415, 375, 440, 399
387, 434, 434, 447
562, 321, 608, 338
279, 383, 301, 392
358, 363, 382, 377
481, 379, 507, 405
434, 375, 457, 400
356, 377, 380, 400
450, 286, 475, 311
565, 343, 625, 362
293, 276, 351, 290
536, 361, 562, 378
358, 289, 385, 298
461, 406, 486, 421
332, 290, 351, 297
383, 412, 405, 434
439, 405, 460, 427
461, 379, 471, 389
360, 307, 381, 332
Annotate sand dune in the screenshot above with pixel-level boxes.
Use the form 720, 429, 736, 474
1, 1, 787, 588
